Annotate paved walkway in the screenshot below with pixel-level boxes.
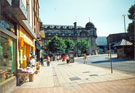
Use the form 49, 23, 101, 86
11, 61, 135, 93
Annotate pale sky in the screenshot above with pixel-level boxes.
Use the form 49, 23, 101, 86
39, 0, 134, 36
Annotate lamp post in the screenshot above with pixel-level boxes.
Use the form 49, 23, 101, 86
122, 15, 126, 33
109, 43, 113, 73
122, 14, 126, 57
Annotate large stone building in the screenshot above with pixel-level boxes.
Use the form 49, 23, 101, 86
42, 22, 97, 55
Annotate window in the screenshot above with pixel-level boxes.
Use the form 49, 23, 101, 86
49, 25, 54, 29
68, 26, 72, 29
62, 26, 67, 29
44, 25, 48, 28
80, 32, 88, 36
56, 26, 60, 29
0, 34, 14, 82
51, 31, 55, 35
71, 32, 74, 35
90, 31, 94, 35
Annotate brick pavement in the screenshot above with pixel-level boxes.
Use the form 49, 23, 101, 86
11, 78, 135, 93
10, 61, 135, 93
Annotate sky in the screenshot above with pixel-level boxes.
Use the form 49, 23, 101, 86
39, 0, 134, 36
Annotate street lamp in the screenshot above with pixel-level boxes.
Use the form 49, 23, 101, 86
122, 15, 126, 33
122, 14, 126, 57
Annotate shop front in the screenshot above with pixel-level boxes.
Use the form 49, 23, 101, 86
17, 26, 41, 85
0, 32, 16, 82
0, 25, 17, 92
18, 26, 35, 69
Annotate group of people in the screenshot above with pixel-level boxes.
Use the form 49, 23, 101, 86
62, 55, 70, 63
44, 54, 71, 67
39, 53, 87, 67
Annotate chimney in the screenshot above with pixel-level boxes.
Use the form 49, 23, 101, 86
74, 22, 77, 29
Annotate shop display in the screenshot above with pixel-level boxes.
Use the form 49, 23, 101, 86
0, 35, 14, 83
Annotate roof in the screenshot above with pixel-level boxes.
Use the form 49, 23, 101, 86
107, 33, 127, 38
113, 39, 133, 47
44, 24, 83, 28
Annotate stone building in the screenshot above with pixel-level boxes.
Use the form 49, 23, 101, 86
42, 22, 97, 55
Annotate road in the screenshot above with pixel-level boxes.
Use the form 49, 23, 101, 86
75, 54, 135, 74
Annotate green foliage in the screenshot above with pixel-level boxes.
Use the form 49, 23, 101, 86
47, 36, 66, 53
76, 39, 90, 53
128, 5, 134, 20
127, 5, 134, 42
64, 38, 75, 53
127, 22, 134, 38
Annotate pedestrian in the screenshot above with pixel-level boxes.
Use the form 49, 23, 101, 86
83, 53, 87, 64
66, 55, 70, 64
47, 55, 50, 66
30, 56, 36, 67
62, 55, 65, 62
57, 55, 60, 61
40, 57, 43, 66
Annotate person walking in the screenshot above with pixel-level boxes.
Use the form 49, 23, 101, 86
62, 55, 65, 62
40, 57, 43, 66
66, 55, 70, 64
83, 53, 87, 64
47, 55, 50, 66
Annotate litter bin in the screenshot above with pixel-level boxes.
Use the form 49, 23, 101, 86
29, 74, 34, 82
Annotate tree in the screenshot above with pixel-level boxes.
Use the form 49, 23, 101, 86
127, 5, 134, 42
76, 39, 90, 53
128, 5, 134, 20
64, 38, 75, 53
47, 36, 66, 53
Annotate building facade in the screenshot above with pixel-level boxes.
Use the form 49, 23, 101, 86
42, 22, 97, 55
0, 1, 18, 92
32, 0, 41, 61
107, 33, 129, 49
0, 0, 40, 92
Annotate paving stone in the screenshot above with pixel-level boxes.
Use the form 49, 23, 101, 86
69, 77, 81, 81
10, 60, 135, 93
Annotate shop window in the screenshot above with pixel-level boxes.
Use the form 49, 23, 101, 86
0, 34, 14, 82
